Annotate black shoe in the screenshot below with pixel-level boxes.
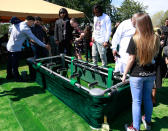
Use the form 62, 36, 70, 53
153, 101, 157, 107
15, 78, 22, 82
6, 75, 14, 80
14, 77, 26, 82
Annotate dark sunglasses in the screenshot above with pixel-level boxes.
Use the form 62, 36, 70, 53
60, 12, 66, 14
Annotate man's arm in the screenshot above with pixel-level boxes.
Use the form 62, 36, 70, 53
92, 17, 96, 42
122, 54, 135, 82
103, 16, 112, 47
23, 28, 50, 50
105, 16, 111, 43
111, 22, 123, 56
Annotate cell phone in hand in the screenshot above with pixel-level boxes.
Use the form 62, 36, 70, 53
116, 52, 120, 58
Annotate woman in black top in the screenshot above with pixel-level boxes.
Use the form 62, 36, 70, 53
122, 14, 160, 131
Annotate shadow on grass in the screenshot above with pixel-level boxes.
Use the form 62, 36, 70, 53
109, 107, 168, 131
108, 85, 168, 131
152, 116, 168, 130
0, 58, 29, 70
0, 77, 36, 85
0, 78, 8, 85
156, 86, 168, 106
108, 107, 132, 131
0, 78, 18, 85
0, 86, 45, 101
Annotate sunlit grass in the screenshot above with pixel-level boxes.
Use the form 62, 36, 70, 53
0, 58, 168, 131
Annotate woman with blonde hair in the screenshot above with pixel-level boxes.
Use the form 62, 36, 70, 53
122, 14, 160, 131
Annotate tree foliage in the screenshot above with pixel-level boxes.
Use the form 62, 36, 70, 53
0, 23, 10, 37
117, 0, 147, 22
48, 0, 112, 24
151, 10, 168, 27
151, 11, 164, 27
47, 0, 147, 25
160, 10, 168, 26
110, 5, 120, 23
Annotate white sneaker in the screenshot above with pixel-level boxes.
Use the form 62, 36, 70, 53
124, 123, 138, 131
142, 116, 151, 130
89, 125, 100, 130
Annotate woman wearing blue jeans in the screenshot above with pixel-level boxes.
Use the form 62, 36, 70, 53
122, 14, 160, 131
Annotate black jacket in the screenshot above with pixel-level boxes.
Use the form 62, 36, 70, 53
31, 24, 47, 43
161, 25, 168, 46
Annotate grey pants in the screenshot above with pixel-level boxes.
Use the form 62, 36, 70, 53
92, 41, 107, 66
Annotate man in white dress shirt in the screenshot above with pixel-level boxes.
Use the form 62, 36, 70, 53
111, 13, 142, 73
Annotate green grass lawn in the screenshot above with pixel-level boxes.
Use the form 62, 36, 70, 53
0, 60, 168, 131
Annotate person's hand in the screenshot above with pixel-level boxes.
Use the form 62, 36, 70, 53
75, 38, 80, 41
81, 33, 84, 37
112, 50, 117, 56
30, 39, 36, 44
42, 25, 49, 33
103, 42, 108, 47
112, 50, 117, 61
165, 57, 168, 64
55, 40, 59, 45
121, 74, 127, 83
160, 40, 164, 46
92, 38, 95, 42
45, 44, 51, 51
30, 39, 35, 42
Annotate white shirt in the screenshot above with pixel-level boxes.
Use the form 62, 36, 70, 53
7, 21, 46, 52
92, 13, 111, 43
111, 19, 135, 64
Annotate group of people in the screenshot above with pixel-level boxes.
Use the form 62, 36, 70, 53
54, 5, 112, 66
112, 13, 168, 131
53, 8, 93, 61
4, 3, 168, 131
6, 4, 112, 83
6, 16, 50, 82
92, 6, 168, 131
